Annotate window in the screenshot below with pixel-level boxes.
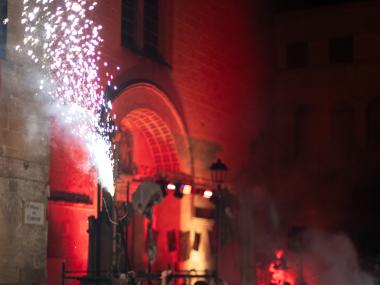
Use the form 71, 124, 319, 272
329, 36, 353, 64
143, 0, 159, 56
286, 42, 308, 69
121, 0, 164, 62
121, 0, 137, 48
0, 0, 7, 58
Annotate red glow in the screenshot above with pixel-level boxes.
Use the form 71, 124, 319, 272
268, 249, 295, 285
48, 119, 97, 285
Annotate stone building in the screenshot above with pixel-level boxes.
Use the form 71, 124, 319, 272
274, 0, 380, 249
1, 0, 269, 285
3, 0, 380, 284
231, 2, 380, 284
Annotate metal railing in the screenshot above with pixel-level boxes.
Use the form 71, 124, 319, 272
61, 263, 216, 285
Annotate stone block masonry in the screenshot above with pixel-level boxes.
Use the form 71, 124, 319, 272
0, 4, 50, 281
0, 68, 49, 285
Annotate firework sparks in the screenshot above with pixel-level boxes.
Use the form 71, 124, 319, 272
19, 0, 118, 195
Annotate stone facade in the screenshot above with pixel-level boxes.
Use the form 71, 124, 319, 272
0, 1, 50, 284
48, 1, 268, 285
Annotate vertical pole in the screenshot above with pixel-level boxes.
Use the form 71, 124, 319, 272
96, 181, 101, 283
215, 184, 221, 281
148, 262, 152, 285
147, 221, 152, 285
125, 181, 130, 273
112, 188, 117, 272
61, 262, 65, 285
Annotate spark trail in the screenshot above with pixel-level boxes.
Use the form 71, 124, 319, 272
18, 0, 117, 194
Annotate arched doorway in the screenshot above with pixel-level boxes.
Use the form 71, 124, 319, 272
112, 82, 197, 272
112, 82, 192, 176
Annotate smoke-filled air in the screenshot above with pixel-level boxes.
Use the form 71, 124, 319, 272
17, 0, 117, 194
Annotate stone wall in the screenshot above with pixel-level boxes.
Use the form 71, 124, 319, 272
0, 1, 50, 284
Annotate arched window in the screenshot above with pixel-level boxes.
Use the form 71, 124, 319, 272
367, 97, 380, 149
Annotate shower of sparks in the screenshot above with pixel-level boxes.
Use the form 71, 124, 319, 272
19, 0, 118, 195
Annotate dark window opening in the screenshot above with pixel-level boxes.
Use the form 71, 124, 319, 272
286, 42, 308, 69
329, 36, 353, 64
0, 0, 8, 58
144, 0, 159, 57
120, 0, 168, 65
49, 191, 92, 204
121, 0, 137, 48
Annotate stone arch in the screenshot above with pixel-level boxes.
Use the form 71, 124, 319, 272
112, 82, 192, 177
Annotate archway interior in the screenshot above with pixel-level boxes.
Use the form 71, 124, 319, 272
118, 108, 182, 272
112, 83, 213, 274
122, 108, 180, 175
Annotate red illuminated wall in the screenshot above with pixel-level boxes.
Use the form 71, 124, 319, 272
47, 0, 270, 284
49, 120, 96, 198
95, 0, 268, 173
47, 120, 97, 285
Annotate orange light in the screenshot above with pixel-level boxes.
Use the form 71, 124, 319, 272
167, 183, 176, 190
182, 184, 192, 195
203, 190, 213, 199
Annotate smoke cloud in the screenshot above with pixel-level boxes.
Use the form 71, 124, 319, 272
284, 229, 375, 285
238, 181, 375, 285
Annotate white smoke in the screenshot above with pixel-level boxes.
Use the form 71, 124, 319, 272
238, 184, 376, 285
286, 230, 375, 285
